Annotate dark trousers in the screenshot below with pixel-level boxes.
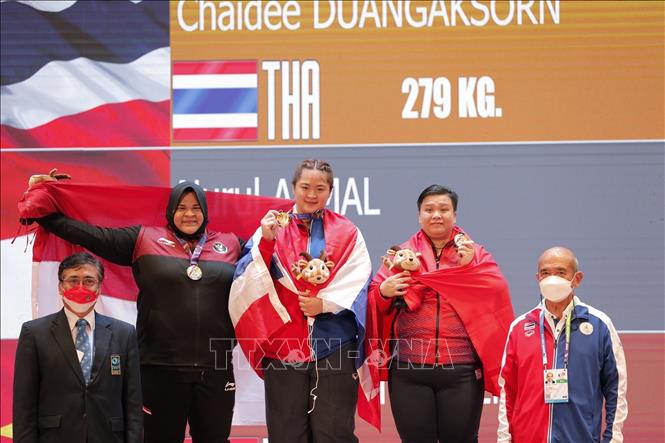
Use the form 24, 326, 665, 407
263, 346, 359, 443
141, 365, 235, 443
389, 363, 485, 443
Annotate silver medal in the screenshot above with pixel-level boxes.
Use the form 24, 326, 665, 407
187, 264, 203, 280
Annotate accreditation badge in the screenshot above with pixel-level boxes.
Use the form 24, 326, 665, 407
111, 354, 121, 376
543, 368, 568, 403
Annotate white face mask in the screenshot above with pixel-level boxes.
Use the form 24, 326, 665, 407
539, 276, 574, 302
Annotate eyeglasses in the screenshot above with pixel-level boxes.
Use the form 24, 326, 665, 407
61, 277, 99, 288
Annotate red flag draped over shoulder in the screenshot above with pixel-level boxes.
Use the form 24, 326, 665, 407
18, 181, 292, 308
366, 229, 514, 396
18, 182, 290, 240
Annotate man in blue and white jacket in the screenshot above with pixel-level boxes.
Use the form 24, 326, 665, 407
498, 247, 628, 442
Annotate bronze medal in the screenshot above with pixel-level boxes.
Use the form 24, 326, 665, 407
454, 233, 467, 248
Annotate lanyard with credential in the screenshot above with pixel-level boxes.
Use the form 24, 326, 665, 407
539, 300, 574, 370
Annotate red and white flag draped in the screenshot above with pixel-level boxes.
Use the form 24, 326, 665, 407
18, 182, 292, 323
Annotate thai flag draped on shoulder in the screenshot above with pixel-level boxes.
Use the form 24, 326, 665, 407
229, 208, 380, 429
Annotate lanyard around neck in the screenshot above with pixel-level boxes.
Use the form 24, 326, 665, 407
177, 233, 207, 267
539, 300, 574, 369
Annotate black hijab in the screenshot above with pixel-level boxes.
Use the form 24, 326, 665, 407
165, 181, 209, 239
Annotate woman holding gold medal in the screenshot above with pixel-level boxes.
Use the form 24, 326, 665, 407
230, 159, 373, 443
21, 175, 241, 442
367, 184, 514, 443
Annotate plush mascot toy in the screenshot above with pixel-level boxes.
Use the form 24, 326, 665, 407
382, 246, 422, 272
291, 251, 335, 285
381, 246, 422, 310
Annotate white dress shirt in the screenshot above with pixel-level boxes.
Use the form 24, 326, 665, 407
63, 307, 96, 362
542, 296, 578, 340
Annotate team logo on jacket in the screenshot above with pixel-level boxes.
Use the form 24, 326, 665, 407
213, 242, 228, 254
157, 237, 176, 247
580, 322, 594, 335
523, 321, 536, 337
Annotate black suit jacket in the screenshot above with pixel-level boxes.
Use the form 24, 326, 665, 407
13, 309, 142, 443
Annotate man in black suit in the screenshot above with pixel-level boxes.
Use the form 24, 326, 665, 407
13, 252, 142, 443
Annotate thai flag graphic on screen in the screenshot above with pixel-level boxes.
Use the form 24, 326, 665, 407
172, 60, 258, 142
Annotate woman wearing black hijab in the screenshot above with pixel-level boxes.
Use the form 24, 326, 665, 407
31, 181, 241, 443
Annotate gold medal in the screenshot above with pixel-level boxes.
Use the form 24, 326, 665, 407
186, 264, 203, 280
276, 211, 291, 228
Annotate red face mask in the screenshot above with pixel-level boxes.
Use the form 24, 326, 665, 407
63, 285, 99, 304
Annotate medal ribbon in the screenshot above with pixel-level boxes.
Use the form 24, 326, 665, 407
307, 216, 325, 260
539, 299, 574, 370
176, 233, 208, 268
290, 210, 325, 259
291, 209, 324, 222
